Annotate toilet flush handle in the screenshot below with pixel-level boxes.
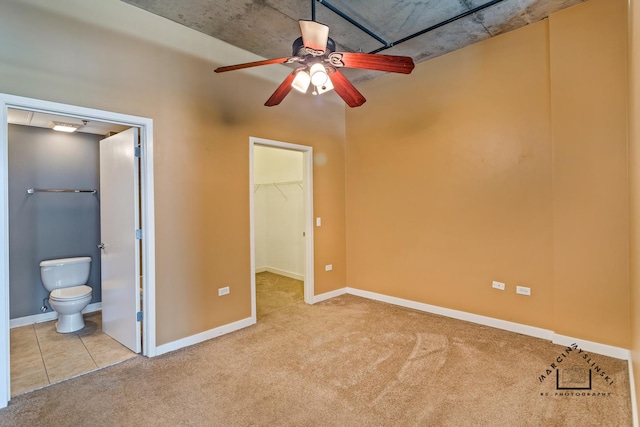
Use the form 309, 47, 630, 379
97, 242, 105, 250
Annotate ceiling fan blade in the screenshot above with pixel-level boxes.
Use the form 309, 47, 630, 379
328, 71, 366, 108
328, 52, 415, 74
299, 20, 329, 53
214, 57, 293, 73
264, 72, 297, 107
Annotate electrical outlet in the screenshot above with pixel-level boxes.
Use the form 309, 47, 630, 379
218, 286, 230, 296
325, 264, 332, 271
316, 217, 322, 227
492, 281, 505, 291
516, 286, 531, 296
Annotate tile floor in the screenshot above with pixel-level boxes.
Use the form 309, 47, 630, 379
10, 311, 137, 397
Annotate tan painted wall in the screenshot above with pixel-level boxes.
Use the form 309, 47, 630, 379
0, 0, 347, 345
549, 0, 629, 349
346, 0, 630, 347
629, 0, 640, 416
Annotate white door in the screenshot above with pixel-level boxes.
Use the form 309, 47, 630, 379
99, 128, 141, 353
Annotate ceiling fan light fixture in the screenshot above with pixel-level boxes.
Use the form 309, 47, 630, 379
309, 63, 328, 86
291, 70, 311, 93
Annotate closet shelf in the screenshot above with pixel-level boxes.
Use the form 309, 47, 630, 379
254, 180, 303, 200
27, 188, 97, 194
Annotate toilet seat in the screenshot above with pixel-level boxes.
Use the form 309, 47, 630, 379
50, 285, 92, 302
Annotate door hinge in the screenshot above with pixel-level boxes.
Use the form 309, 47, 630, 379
136, 229, 143, 239
134, 146, 141, 158
137, 311, 143, 322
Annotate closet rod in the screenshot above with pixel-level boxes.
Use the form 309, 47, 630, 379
27, 188, 97, 194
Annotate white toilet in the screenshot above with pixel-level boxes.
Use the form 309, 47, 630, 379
40, 256, 93, 333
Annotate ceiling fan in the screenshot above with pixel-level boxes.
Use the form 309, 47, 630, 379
214, 20, 415, 108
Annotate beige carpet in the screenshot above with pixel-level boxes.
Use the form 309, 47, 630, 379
0, 272, 632, 426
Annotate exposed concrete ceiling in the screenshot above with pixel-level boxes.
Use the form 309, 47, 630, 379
121, 0, 585, 83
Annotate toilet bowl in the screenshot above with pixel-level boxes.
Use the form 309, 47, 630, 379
40, 257, 93, 333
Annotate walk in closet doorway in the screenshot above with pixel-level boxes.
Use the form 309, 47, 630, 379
249, 137, 315, 321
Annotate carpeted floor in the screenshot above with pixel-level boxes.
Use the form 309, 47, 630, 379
0, 272, 632, 426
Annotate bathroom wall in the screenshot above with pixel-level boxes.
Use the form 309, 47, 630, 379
254, 146, 305, 279
8, 124, 102, 318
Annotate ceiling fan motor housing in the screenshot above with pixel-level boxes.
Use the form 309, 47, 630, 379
292, 36, 336, 57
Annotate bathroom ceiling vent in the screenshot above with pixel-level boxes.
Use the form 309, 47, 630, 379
49, 121, 82, 133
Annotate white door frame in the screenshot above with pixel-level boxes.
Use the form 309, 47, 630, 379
249, 137, 315, 320
0, 93, 157, 408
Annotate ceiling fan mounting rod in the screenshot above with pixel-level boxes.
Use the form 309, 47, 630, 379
315, 0, 390, 48
369, 0, 507, 54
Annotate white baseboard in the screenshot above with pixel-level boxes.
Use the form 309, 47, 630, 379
155, 316, 255, 356
346, 287, 554, 339
313, 288, 347, 304
10, 302, 102, 328
332, 287, 629, 360
261, 267, 304, 281
553, 334, 630, 360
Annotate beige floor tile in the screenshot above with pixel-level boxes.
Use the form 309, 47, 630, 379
37, 328, 79, 341
33, 320, 57, 336
11, 352, 45, 378
42, 344, 91, 366
10, 325, 36, 340
77, 319, 101, 336
10, 311, 135, 394
10, 335, 40, 354
83, 312, 102, 325
44, 351, 97, 384
92, 347, 138, 368
10, 330, 38, 345
80, 332, 125, 354
38, 334, 87, 357
11, 370, 49, 397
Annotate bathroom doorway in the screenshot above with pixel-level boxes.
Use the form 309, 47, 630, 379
0, 93, 157, 408
249, 137, 315, 322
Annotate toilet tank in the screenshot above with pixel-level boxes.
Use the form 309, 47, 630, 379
40, 257, 92, 291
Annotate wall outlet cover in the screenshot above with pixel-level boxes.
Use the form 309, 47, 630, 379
218, 286, 230, 296
516, 286, 531, 296
492, 281, 505, 290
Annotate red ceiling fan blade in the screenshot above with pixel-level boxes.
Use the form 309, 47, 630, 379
328, 52, 415, 74
299, 20, 329, 53
328, 71, 366, 108
214, 57, 293, 73
264, 72, 297, 107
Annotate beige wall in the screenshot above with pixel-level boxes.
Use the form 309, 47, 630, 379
346, 0, 630, 347
549, 0, 629, 346
630, 0, 640, 415
0, 0, 347, 345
